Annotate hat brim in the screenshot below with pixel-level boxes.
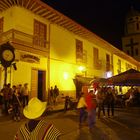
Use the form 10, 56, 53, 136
23, 102, 47, 119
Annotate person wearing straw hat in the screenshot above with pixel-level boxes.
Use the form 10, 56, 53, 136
14, 97, 61, 140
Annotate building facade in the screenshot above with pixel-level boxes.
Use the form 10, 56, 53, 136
0, 0, 140, 100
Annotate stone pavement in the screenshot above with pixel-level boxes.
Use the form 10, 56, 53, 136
46, 103, 140, 140
0, 103, 140, 140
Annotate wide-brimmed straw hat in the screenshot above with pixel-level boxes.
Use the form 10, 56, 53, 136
23, 97, 47, 119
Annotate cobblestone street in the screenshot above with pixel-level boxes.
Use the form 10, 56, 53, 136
0, 107, 140, 140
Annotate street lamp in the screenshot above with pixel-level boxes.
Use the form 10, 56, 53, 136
78, 66, 86, 76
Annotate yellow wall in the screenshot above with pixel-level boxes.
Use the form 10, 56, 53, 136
1, 6, 49, 36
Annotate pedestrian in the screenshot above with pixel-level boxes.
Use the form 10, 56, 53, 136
96, 87, 106, 119
64, 96, 70, 112
12, 85, 21, 121
1, 84, 9, 114
106, 87, 115, 118
85, 90, 97, 133
125, 87, 135, 107
77, 92, 87, 128
22, 83, 29, 107
50, 86, 54, 104
53, 85, 59, 105
14, 97, 61, 140
7, 83, 13, 105
17, 84, 23, 103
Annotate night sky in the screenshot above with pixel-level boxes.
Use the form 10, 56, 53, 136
42, 0, 140, 50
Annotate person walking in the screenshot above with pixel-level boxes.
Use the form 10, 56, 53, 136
53, 85, 59, 105
50, 86, 54, 104
77, 92, 87, 128
14, 97, 61, 140
96, 87, 106, 119
106, 87, 115, 118
85, 90, 97, 133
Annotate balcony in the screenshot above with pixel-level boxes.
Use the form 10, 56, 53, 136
76, 50, 87, 64
0, 29, 49, 57
94, 59, 102, 70
106, 62, 113, 72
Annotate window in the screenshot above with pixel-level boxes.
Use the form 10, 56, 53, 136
33, 20, 47, 48
117, 59, 121, 74
106, 54, 110, 71
93, 47, 101, 69
126, 63, 132, 70
93, 47, 99, 62
76, 39, 83, 63
83, 50, 87, 63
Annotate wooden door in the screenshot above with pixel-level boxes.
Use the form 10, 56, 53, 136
31, 69, 38, 98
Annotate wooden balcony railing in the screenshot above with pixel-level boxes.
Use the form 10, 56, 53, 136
0, 29, 49, 56
106, 62, 113, 72
94, 59, 102, 70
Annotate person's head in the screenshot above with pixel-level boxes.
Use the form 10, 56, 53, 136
19, 84, 22, 87
80, 92, 84, 97
23, 97, 47, 119
12, 85, 16, 90
7, 83, 11, 88
24, 83, 28, 87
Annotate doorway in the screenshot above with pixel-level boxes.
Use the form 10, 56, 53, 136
38, 70, 46, 100
31, 69, 46, 100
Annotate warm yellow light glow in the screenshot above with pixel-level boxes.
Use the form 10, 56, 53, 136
63, 72, 69, 80
78, 66, 86, 72
106, 71, 112, 78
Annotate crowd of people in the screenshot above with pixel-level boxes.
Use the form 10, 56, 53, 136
0, 82, 140, 138
76, 86, 118, 133
76, 85, 140, 133
0, 83, 29, 121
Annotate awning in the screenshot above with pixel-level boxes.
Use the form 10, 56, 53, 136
107, 68, 140, 86
73, 76, 93, 86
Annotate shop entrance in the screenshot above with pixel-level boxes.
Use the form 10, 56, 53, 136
31, 69, 46, 100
